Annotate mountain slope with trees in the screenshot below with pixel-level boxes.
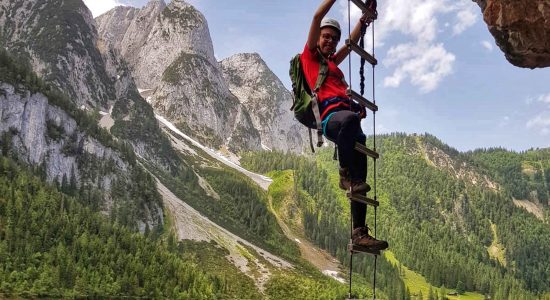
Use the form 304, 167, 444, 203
241, 133, 550, 299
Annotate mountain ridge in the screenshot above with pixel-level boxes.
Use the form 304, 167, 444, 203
95, 0, 305, 154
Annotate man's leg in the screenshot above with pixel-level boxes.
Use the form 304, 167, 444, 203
324, 111, 359, 170
351, 131, 367, 184
325, 111, 367, 229
326, 112, 388, 250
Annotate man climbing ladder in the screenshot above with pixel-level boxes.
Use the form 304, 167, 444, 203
300, 0, 388, 251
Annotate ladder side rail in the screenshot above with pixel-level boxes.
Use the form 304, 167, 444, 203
372, 17, 379, 300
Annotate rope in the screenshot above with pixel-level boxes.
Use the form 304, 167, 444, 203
359, 24, 367, 96
372, 13, 378, 300
347, 0, 352, 96
346, 1, 378, 299
347, 2, 353, 298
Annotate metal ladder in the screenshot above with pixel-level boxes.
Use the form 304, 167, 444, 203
345, 0, 381, 299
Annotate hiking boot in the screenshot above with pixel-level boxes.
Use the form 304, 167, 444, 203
339, 168, 371, 193
352, 227, 388, 251
339, 168, 351, 190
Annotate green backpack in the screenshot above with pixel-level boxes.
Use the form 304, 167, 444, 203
289, 52, 328, 152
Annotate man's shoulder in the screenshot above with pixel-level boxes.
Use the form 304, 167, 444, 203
301, 44, 318, 62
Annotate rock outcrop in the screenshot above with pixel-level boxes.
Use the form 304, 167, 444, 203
96, 0, 262, 152
0, 0, 116, 108
96, 0, 305, 153
0, 0, 176, 229
473, 0, 550, 68
0, 82, 163, 230
220, 53, 305, 153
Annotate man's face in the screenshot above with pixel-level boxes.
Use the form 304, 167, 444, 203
318, 27, 340, 56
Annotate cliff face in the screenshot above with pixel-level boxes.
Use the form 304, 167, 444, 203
96, 0, 262, 152
96, 0, 305, 153
220, 53, 306, 153
0, 82, 163, 230
0, 0, 115, 108
473, 0, 550, 68
0, 0, 177, 229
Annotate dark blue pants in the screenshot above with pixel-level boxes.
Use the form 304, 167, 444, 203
324, 110, 367, 229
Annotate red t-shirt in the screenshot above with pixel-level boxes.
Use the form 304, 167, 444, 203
300, 44, 350, 120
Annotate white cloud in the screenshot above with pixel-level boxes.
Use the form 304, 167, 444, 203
378, 0, 448, 43
481, 40, 494, 51
336, 0, 476, 93
338, 0, 477, 44
82, 0, 125, 17
527, 113, 550, 135
498, 115, 510, 127
453, 6, 477, 35
537, 93, 550, 106
526, 93, 550, 107
383, 43, 455, 93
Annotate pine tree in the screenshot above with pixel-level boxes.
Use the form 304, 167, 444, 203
456, 280, 465, 295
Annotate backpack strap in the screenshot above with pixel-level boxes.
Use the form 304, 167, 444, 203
311, 50, 329, 148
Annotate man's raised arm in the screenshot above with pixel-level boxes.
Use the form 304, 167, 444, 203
307, 0, 337, 51
333, 14, 371, 65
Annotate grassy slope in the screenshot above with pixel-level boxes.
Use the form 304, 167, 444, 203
385, 251, 484, 300
264, 169, 378, 299
148, 132, 301, 262
487, 223, 507, 267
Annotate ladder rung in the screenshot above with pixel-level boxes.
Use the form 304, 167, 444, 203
349, 0, 378, 20
354, 142, 379, 159
347, 88, 378, 112
346, 192, 379, 207
345, 39, 378, 66
348, 243, 381, 255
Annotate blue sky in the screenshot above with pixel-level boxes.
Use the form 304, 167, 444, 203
84, 0, 550, 152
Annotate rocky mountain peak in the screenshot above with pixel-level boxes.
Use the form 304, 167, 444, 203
220, 53, 274, 104
96, 0, 212, 89
96, 0, 262, 153
220, 53, 306, 153
0, 0, 116, 109
96, 0, 305, 153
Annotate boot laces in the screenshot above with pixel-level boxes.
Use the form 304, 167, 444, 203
358, 226, 376, 240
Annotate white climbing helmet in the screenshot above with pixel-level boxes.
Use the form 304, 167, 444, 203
320, 18, 341, 35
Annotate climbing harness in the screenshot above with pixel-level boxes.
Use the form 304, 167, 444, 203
344, 0, 381, 299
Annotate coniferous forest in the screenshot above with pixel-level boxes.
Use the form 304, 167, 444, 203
0, 153, 356, 299
0, 155, 223, 298
241, 133, 550, 299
